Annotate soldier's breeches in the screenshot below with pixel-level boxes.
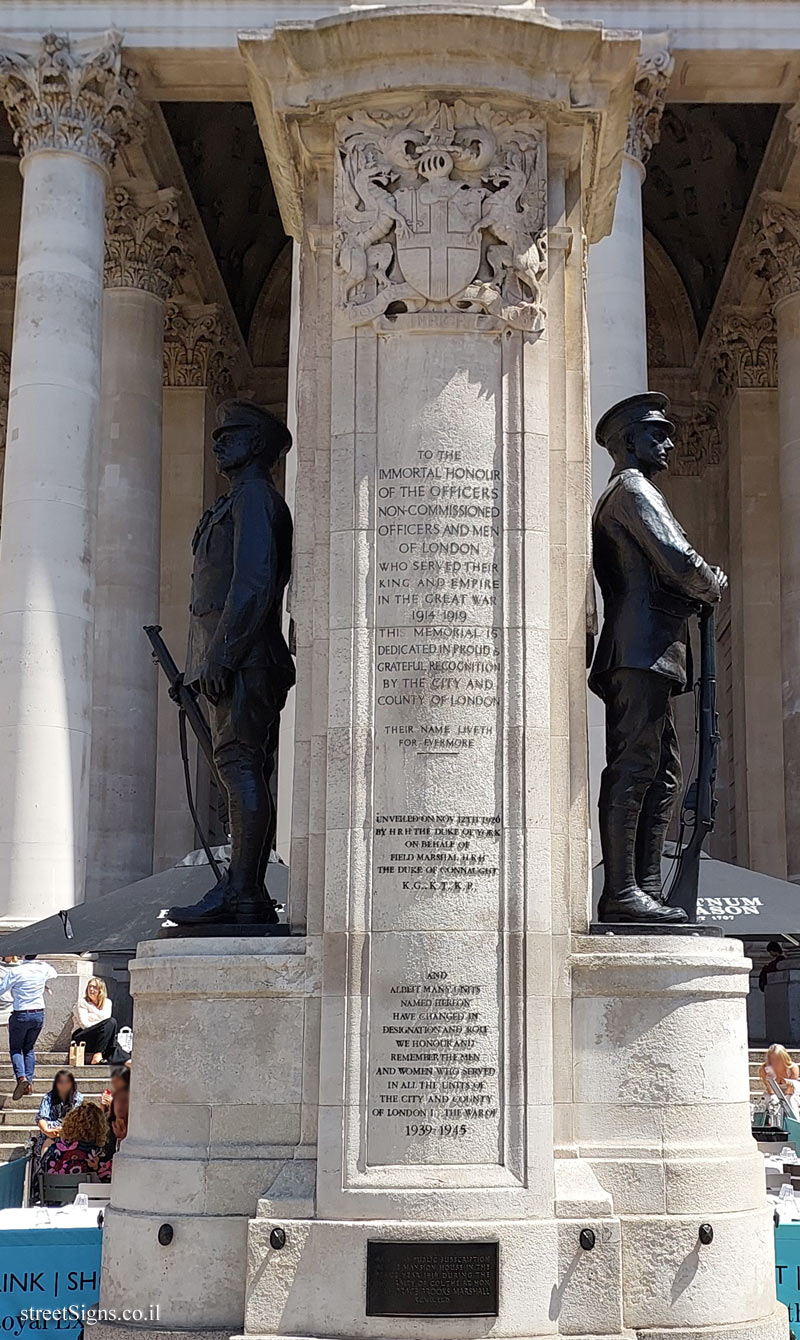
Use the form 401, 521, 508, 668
599, 668, 681, 814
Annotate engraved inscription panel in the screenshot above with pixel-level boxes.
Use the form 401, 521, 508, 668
366, 1241, 500, 1317
367, 333, 504, 1168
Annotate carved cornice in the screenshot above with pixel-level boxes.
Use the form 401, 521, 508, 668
625, 45, 674, 167
0, 349, 9, 452
751, 192, 800, 305
0, 31, 143, 168
670, 401, 722, 477
104, 184, 188, 299
163, 299, 234, 399
709, 308, 777, 398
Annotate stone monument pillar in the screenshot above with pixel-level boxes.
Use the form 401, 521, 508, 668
96, 10, 785, 1340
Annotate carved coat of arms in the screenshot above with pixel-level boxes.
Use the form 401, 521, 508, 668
334, 101, 546, 332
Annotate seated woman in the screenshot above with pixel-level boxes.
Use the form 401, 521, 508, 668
72, 977, 117, 1065
34, 1069, 83, 1172
41, 1101, 113, 1182
760, 1043, 800, 1117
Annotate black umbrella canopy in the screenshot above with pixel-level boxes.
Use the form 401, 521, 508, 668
0, 861, 290, 957
592, 852, 800, 938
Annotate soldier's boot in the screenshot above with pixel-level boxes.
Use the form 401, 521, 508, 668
598, 804, 687, 925
220, 757, 279, 924
634, 803, 673, 901
168, 870, 235, 925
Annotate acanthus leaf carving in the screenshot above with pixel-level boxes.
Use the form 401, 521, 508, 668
104, 184, 189, 300
0, 30, 143, 167
711, 308, 777, 396
334, 99, 546, 332
669, 400, 722, 477
163, 299, 235, 400
625, 44, 674, 167
751, 192, 800, 305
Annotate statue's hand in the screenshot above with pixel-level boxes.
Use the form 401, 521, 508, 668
168, 672, 184, 705
197, 660, 232, 705
712, 565, 729, 597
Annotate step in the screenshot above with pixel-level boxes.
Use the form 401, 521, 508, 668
0, 1145, 29, 1165
0, 1065, 112, 1079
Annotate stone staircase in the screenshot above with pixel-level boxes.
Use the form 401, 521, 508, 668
0, 1054, 112, 1163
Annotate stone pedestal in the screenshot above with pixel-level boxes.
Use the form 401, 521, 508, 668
573, 935, 782, 1337
99, 938, 319, 1332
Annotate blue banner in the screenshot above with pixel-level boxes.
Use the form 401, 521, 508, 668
0, 1227, 102, 1336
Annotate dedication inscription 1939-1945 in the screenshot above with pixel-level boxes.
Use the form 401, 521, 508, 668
366, 335, 505, 1170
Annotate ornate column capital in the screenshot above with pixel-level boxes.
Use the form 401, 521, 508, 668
163, 299, 235, 400
0, 30, 143, 169
625, 42, 674, 167
104, 184, 188, 300
669, 400, 722, 477
710, 307, 777, 398
751, 192, 800, 305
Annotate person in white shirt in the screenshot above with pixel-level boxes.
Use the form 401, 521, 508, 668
71, 977, 117, 1065
0, 956, 58, 1099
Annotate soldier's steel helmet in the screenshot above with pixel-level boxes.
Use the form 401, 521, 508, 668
595, 392, 675, 450
212, 398, 292, 454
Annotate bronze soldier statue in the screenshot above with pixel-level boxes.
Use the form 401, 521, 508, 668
168, 400, 295, 927
589, 393, 727, 925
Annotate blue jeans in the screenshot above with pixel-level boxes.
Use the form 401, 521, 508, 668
8, 1009, 44, 1082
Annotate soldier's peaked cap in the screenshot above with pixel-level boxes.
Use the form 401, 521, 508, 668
595, 392, 675, 449
212, 398, 292, 450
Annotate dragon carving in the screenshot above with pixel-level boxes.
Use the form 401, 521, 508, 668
334, 100, 547, 332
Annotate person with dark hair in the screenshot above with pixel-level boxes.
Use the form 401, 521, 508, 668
33, 1069, 83, 1174
168, 399, 295, 927
104, 1066, 131, 1156
759, 941, 786, 993
0, 954, 57, 1097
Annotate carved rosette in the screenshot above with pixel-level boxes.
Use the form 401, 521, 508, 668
163, 299, 235, 400
625, 46, 674, 166
751, 193, 800, 305
711, 309, 777, 397
104, 185, 188, 299
0, 31, 143, 168
669, 401, 722, 477
334, 99, 547, 331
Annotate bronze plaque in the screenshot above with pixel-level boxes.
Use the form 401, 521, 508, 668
365, 1240, 499, 1317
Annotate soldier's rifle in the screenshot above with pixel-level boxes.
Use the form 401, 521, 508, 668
143, 624, 223, 879
664, 604, 719, 921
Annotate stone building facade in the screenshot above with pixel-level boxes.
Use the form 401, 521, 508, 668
0, 1, 797, 931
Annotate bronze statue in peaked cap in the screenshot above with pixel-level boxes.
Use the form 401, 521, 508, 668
168, 399, 295, 927
589, 392, 727, 926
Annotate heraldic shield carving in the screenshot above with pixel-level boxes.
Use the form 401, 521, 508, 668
334, 100, 547, 332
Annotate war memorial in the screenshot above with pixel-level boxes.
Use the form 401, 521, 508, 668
1, 0, 800, 1338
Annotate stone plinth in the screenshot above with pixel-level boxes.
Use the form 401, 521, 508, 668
572, 935, 781, 1336
99, 938, 319, 1332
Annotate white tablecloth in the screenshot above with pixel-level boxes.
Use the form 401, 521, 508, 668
0, 1205, 100, 1230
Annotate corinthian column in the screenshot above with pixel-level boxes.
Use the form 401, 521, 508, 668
0, 32, 141, 928
154, 299, 233, 874
588, 37, 673, 493
753, 194, 800, 880
86, 184, 186, 899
